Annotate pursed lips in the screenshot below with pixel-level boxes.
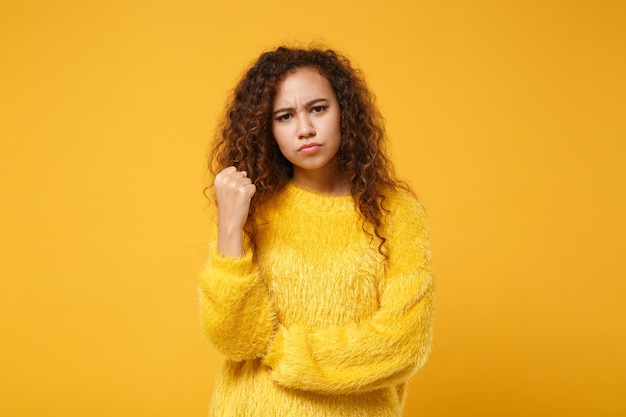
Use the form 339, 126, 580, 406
298, 143, 321, 151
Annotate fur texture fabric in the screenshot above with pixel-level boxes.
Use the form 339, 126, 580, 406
199, 182, 435, 417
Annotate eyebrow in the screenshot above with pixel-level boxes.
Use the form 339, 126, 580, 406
272, 98, 329, 115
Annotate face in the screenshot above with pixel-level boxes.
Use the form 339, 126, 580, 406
271, 67, 342, 183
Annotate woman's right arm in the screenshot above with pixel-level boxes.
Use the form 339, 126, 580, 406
198, 167, 277, 361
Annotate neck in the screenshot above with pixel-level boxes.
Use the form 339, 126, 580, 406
292, 166, 350, 196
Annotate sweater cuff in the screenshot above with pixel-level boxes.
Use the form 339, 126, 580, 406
211, 244, 255, 272
198, 245, 256, 291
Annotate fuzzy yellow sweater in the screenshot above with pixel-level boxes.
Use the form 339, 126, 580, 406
199, 182, 434, 417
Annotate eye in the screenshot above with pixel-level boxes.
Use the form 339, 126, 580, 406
311, 106, 327, 114
276, 113, 292, 122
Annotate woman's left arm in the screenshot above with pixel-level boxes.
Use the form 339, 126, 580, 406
262, 194, 435, 394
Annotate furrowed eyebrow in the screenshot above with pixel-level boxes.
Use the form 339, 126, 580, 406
273, 98, 329, 115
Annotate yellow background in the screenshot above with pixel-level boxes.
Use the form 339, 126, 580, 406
1, 0, 624, 416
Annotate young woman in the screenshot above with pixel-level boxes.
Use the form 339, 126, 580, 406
199, 46, 434, 417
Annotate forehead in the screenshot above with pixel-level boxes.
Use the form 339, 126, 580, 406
273, 67, 335, 103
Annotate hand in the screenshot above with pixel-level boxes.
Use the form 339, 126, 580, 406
214, 166, 256, 257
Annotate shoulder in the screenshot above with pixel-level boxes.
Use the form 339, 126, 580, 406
380, 187, 430, 249
381, 188, 432, 261
382, 187, 427, 224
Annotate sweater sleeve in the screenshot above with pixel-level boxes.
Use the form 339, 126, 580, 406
262, 194, 435, 394
198, 223, 277, 361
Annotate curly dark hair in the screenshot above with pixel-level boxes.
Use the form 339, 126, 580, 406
208, 45, 410, 255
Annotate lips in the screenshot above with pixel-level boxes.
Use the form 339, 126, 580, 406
298, 143, 321, 152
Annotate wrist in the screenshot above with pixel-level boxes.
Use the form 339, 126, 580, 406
217, 227, 245, 258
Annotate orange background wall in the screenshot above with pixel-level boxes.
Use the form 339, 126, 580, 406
1, 1, 624, 416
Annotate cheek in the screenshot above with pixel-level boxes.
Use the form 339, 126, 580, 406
326, 111, 341, 134
328, 115, 342, 139
272, 127, 291, 153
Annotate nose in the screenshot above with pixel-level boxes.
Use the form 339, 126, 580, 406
297, 115, 316, 139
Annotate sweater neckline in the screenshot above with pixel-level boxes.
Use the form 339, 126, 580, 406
287, 180, 351, 198
283, 181, 354, 212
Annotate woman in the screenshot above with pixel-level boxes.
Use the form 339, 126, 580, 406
199, 46, 434, 417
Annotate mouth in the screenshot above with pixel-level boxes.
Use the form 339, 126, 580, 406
298, 143, 321, 152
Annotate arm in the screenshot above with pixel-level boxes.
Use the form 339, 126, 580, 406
198, 166, 277, 361
262, 194, 435, 394
198, 242, 277, 361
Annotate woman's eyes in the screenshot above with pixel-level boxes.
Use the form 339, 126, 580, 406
311, 106, 326, 114
277, 114, 292, 121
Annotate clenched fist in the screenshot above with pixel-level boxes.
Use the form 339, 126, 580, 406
214, 166, 256, 258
